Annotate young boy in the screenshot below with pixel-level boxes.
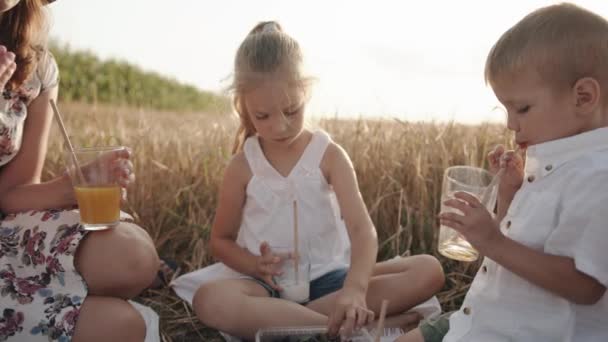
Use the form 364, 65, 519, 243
399, 3, 608, 341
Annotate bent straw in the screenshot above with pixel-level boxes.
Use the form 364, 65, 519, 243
293, 200, 299, 283
49, 99, 86, 185
374, 299, 389, 342
481, 168, 504, 206
480, 146, 521, 207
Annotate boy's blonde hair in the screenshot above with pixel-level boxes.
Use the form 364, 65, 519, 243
229, 21, 313, 154
485, 3, 608, 95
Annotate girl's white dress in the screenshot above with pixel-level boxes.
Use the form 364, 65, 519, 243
171, 130, 441, 342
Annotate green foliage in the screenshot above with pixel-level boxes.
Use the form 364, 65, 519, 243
49, 41, 230, 113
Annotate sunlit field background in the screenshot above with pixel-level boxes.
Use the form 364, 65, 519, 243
44, 101, 511, 340
44, 1, 608, 339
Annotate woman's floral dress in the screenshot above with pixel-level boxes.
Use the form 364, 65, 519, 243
0, 51, 88, 342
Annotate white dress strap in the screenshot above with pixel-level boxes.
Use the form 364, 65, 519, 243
243, 135, 269, 178
298, 130, 332, 171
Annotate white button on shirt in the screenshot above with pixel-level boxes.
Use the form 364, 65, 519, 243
444, 127, 608, 342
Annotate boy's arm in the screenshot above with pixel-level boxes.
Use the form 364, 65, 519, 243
482, 235, 605, 305
496, 193, 515, 222
490, 147, 525, 222
443, 170, 608, 306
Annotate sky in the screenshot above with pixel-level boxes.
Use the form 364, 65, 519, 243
49, 0, 608, 124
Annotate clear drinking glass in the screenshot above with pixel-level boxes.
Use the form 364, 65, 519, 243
270, 245, 311, 303
438, 166, 498, 262
65, 146, 125, 230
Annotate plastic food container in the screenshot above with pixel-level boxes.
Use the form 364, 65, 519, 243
255, 326, 375, 342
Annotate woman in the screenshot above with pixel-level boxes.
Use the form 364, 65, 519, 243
0, 1, 159, 341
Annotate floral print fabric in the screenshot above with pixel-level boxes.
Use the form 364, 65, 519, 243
0, 50, 59, 167
0, 52, 85, 341
0, 210, 87, 341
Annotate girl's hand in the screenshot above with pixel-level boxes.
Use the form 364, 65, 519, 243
0, 46, 16, 91
254, 241, 287, 291
327, 286, 374, 337
439, 191, 503, 252
487, 145, 525, 199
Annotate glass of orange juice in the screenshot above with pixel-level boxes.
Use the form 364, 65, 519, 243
65, 146, 125, 230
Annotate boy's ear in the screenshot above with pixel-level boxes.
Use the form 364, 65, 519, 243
572, 77, 601, 116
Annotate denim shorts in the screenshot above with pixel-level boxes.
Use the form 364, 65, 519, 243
254, 267, 348, 303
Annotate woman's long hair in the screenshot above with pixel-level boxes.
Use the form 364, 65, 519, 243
0, 0, 47, 91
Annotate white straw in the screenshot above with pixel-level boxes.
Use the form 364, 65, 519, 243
49, 99, 86, 185
374, 299, 389, 342
481, 168, 504, 206
293, 200, 299, 283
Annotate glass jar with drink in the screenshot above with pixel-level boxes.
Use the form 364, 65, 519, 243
438, 165, 499, 262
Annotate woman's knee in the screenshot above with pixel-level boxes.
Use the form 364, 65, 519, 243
73, 296, 145, 342
115, 223, 159, 290
75, 222, 159, 298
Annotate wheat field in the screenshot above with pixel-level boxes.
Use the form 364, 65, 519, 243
43, 102, 512, 341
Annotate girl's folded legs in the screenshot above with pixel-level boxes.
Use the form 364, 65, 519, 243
193, 279, 327, 340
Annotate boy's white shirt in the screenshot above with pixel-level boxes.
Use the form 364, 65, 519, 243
444, 127, 608, 342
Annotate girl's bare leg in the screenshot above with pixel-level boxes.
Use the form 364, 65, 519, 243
72, 296, 145, 342
193, 279, 328, 340
307, 255, 444, 322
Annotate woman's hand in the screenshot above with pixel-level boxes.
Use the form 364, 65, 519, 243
0, 46, 16, 91
112, 148, 135, 188
78, 147, 134, 186
254, 241, 288, 291
327, 286, 374, 337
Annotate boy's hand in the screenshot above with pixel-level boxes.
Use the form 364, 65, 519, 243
439, 191, 503, 252
254, 241, 287, 291
327, 286, 375, 337
487, 145, 525, 199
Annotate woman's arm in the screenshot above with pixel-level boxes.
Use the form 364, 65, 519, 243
0, 86, 76, 213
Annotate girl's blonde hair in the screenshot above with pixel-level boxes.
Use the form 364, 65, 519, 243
0, 0, 48, 91
229, 21, 313, 154
485, 3, 608, 95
